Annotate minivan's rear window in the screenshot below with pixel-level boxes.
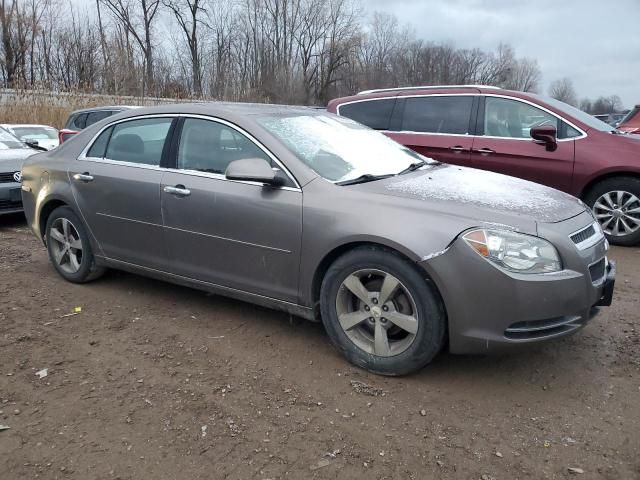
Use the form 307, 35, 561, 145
338, 99, 396, 130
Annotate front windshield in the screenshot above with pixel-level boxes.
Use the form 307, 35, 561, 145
0, 129, 26, 150
531, 94, 615, 132
12, 126, 58, 140
257, 113, 432, 182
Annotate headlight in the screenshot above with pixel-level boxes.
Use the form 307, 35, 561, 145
463, 229, 562, 274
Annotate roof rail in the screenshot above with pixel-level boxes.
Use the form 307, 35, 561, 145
357, 85, 501, 95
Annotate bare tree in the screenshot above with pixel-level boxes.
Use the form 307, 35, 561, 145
549, 77, 578, 106
99, 0, 161, 95
163, 0, 206, 96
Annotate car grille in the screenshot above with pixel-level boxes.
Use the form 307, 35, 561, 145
504, 315, 585, 340
589, 258, 606, 285
570, 224, 595, 244
569, 222, 604, 250
0, 199, 22, 211
0, 172, 18, 183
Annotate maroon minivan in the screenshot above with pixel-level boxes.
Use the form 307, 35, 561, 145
328, 86, 640, 246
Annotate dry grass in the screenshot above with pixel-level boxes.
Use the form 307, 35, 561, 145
0, 89, 184, 129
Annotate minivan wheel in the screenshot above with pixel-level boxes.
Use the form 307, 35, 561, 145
320, 247, 445, 376
45, 206, 105, 283
584, 177, 640, 246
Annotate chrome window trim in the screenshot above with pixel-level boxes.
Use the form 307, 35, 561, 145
336, 93, 588, 142
570, 221, 605, 251
77, 113, 302, 191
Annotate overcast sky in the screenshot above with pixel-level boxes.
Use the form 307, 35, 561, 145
366, 0, 639, 108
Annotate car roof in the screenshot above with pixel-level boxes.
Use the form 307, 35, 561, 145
109, 102, 325, 119
0, 123, 57, 129
331, 85, 550, 101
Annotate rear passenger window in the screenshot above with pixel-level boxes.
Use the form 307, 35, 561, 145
402, 96, 473, 134
86, 126, 113, 158
105, 118, 172, 166
177, 118, 271, 174
85, 110, 113, 127
338, 99, 396, 130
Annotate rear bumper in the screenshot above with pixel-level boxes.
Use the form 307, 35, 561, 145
421, 236, 614, 354
0, 181, 23, 215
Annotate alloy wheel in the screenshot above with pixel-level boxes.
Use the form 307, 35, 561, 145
49, 217, 83, 274
335, 269, 419, 357
593, 190, 640, 237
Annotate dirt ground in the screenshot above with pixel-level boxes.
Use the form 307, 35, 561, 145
0, 213, 638, 480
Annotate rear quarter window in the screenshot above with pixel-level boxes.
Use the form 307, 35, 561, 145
338, 99, 396, 130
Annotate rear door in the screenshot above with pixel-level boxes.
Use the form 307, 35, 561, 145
471, 96, 578, 192
70, 116, 174, 269
386, 95, 476, 166
161, 116, 303, 303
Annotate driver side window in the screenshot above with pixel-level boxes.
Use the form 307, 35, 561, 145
484, 97, 559, 139
177, 118, 271, 174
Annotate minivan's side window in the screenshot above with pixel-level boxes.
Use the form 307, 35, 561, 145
177, 118, 271, 174
484, 97, 561, 139
85, 110, 113, 128
402, 96, 473, 134
73, 113, 88, 130
338, 99, 396, 130
104, 118, 172, 166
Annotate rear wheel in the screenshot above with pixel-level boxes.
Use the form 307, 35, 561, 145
320, 247, 445, 376
584, 177, 640, 246
45, 206, 105, 283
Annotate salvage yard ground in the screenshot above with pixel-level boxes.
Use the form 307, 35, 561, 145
1, 213, 639, 479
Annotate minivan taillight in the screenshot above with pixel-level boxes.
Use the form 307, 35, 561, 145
58, 129, 78, 144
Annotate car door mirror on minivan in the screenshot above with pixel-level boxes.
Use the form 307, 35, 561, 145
530, 125, 558, 152
225, 158, 285, 187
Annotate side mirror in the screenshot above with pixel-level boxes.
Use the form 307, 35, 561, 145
530, 125, 557, 152
24, 139, 47, 151
225, 158, 285, 187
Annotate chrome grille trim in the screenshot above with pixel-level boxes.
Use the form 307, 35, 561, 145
570, 221, 604, 251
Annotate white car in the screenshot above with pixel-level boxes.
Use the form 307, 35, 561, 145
0, 124, 59, 150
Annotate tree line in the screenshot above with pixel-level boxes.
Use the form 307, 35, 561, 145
0, 0, 623, 111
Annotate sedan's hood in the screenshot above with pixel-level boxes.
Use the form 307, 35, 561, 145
357, 164, 586, 231
0, 148, 36, 172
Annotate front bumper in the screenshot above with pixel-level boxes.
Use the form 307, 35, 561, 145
0, 181, 23, 215
421, 231, 615, 354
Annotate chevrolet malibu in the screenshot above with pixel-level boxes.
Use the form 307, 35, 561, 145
20, 104, 615, 375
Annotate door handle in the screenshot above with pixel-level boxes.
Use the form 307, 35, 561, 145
474, 148, 495, 155
73, 172, 94, 182
449, 146, 468, 153
164, 185, 191, 197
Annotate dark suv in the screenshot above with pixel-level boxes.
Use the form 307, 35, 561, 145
59, 106, 137, 144
328, 86, 640, 245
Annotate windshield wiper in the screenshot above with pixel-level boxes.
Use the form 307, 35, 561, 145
397, 160, 429, 175
336, 173, 395, 186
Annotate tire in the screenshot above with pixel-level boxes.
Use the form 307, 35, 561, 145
584, 176, 640, 246
45, 206, 105, 283
320, 246, 446, 376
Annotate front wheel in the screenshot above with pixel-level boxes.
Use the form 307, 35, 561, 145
320, 247, 446, 376
45, 206, 105, 283
584, 177, 640, 246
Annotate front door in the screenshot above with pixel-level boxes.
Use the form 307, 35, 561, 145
161, 117, 303, 303
471, 96, 577, 192
70, 117, 174, 269
386, 95, 476, 167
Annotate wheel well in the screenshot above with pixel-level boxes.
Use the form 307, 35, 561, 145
310, 241, 435, 317
39, 200, 68, 241
580, 172, 640, 200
